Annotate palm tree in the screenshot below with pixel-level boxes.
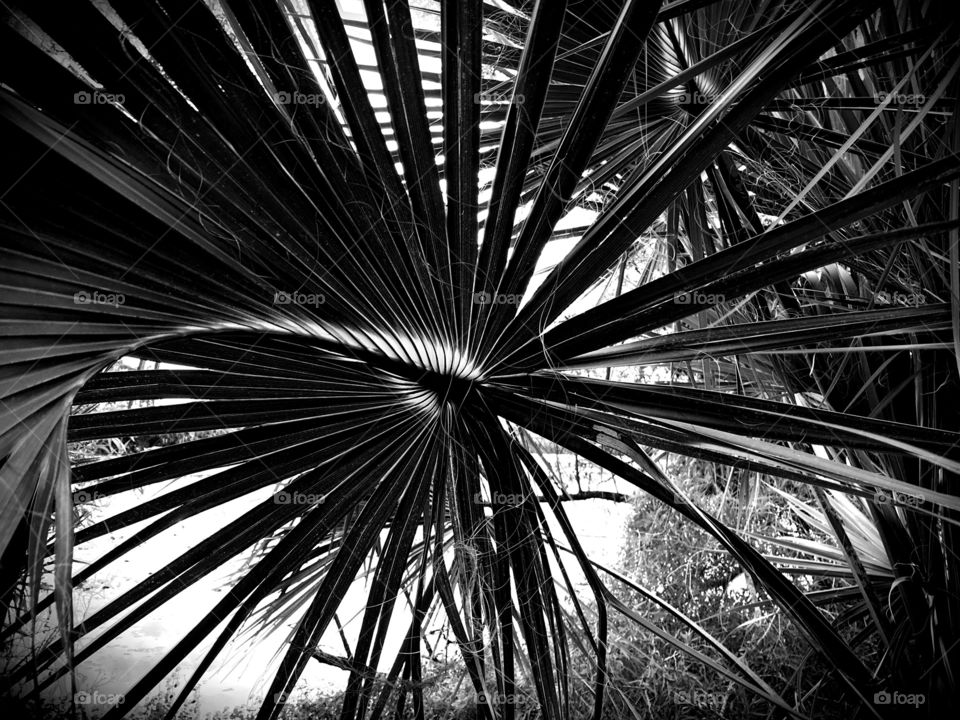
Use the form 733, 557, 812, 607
1, 0, 958, 718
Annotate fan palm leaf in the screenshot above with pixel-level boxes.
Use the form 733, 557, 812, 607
1, 0, 958, 718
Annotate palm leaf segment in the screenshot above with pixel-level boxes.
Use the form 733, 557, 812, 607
1, 0, 959, 718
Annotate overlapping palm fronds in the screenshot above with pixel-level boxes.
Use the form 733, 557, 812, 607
1, 0, 958, 718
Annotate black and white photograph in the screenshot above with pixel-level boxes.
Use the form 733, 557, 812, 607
1, 1, 957, 718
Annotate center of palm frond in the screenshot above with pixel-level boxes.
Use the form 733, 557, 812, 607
374, 337, 482, 411
416, 369, 476, 407
406, 345, 481, 409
